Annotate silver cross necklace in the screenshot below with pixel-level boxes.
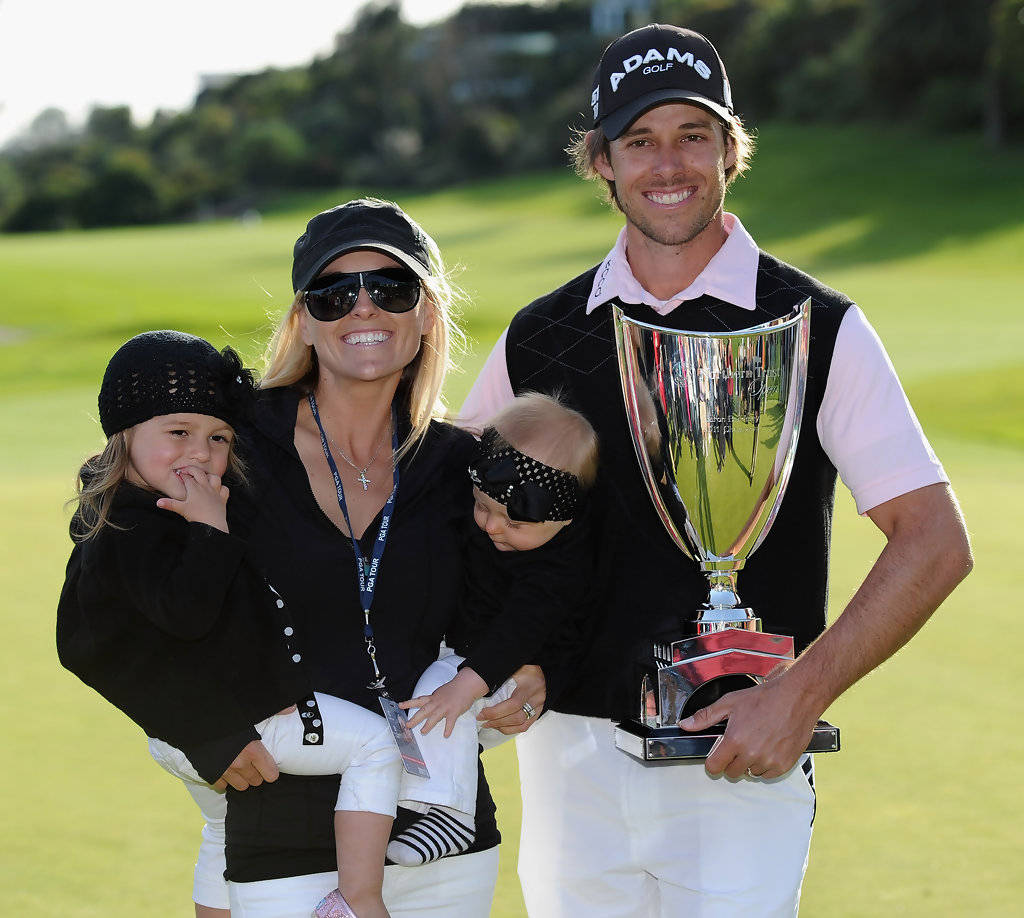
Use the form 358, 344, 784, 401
323, 421, 391, 491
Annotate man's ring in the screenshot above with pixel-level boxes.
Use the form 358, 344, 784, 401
522, 702, 536, 719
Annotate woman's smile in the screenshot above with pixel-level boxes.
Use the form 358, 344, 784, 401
342, 329, 393, 346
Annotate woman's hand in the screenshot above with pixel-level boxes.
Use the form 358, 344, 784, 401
213, 739, 279, 791
477, 664, 546, 734
401, 667, 489, 737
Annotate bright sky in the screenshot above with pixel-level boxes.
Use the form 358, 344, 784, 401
0, 0, 520, 146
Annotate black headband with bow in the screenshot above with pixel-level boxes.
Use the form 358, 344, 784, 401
468, 427, 580, 523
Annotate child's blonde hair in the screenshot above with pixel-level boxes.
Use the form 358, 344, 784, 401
70, 434, 132, 542
488, 392, 599, 489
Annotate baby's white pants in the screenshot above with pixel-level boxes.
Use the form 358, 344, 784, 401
398, 650, 514, 816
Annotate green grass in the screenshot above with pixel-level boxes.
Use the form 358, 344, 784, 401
2, 122, 1022, 916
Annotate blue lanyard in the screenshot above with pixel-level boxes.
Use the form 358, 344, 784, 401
308, 392, 399, 695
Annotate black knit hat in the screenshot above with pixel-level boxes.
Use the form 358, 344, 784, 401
292, 198, 433, 293
590, 24, 734, 140
98, 330, 257, 437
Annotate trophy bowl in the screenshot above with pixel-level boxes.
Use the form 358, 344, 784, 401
611, 298, 839, 762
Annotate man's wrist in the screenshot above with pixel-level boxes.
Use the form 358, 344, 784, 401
776, 651, 833, 721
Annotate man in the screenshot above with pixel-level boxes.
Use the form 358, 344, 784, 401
461, 23, 972, 918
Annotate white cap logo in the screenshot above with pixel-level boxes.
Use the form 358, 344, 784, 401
609, 46, 712, 92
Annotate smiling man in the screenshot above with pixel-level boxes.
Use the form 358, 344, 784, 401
461, 23, 972, 918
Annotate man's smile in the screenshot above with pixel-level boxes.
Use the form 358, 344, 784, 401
644, 187, 696, 206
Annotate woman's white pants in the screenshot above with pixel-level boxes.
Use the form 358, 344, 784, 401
227, 847, 500, 917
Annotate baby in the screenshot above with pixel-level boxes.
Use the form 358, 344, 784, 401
390, 391, 598, 865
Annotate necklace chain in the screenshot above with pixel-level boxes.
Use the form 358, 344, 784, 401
323, 419, 390, 491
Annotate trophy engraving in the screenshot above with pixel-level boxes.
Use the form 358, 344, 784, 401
612, 298, 840, 761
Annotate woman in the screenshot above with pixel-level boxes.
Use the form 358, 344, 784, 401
205, 198, 544, 917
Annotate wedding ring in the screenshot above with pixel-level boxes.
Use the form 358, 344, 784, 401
522, 701, 536, 719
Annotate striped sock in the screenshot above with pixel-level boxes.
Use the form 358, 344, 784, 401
386, 806, 475, 866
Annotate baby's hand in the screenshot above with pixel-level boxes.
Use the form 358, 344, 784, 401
400, 667, 489, 738
156, 467, 230, 533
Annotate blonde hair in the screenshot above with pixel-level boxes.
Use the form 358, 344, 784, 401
567, 111, 755, 209
70, 433, 132, 542
261, 222, 466, 463
69, 426, 248, 542
489, 392, 599, 489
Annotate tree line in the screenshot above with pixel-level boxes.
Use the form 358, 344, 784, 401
1, 0, 1020, 232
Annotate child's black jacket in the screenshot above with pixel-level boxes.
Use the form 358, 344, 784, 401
56, 482, 312, 782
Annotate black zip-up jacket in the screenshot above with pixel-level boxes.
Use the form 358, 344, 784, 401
56, 482, 311, 783
219, 386, 499, 882
451, 513, 594, 706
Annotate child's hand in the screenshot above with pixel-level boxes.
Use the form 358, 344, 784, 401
156, 466, 230, 533
400, 667, 489, 738
213, 739, 279, 792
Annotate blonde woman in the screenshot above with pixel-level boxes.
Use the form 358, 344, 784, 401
211, 200, 544, 917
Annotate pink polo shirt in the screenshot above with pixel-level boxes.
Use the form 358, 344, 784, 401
461, 214, 946, 514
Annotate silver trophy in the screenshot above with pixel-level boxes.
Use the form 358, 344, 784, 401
612, 298, 840, 761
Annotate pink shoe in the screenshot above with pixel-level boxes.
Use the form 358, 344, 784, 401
312, 888, 358, 918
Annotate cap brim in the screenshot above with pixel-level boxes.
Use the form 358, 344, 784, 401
297, 240, 431, 291
600, 89, 733, 140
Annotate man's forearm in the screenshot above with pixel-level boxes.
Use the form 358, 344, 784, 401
785, 481, 973, 716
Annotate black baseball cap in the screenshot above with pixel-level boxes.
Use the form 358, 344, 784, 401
590, 24, 734, 140
292, 198, 433, 293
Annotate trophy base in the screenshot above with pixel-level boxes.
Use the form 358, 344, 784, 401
614, 719, 840, 763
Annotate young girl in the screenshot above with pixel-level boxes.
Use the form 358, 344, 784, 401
389, 392, 598, 866
57, 330, 401, 918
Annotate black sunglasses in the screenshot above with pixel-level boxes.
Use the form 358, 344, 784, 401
303, 268, 421, 322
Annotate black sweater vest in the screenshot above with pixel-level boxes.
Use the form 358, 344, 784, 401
504, 251, 853, 721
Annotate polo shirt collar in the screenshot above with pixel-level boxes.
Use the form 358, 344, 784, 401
586, 212, 758, 315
